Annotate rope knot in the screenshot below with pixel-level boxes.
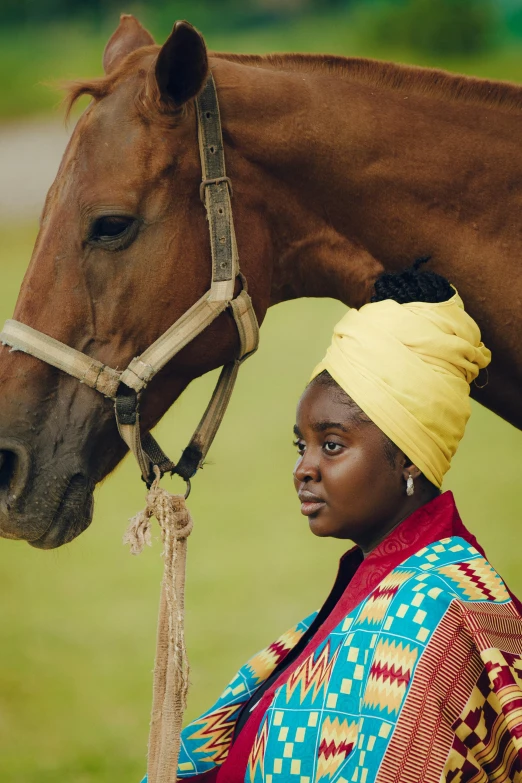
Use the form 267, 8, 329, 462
160, 492, 193, 541
123, 467, 193, 554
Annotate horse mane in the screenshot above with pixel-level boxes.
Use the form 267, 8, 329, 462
214, 52, 522, 113
63, 48, 522, 117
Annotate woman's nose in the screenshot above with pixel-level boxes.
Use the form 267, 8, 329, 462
293, 452, 320, 483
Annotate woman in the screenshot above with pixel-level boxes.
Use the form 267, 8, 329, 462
143, 263, 522, 782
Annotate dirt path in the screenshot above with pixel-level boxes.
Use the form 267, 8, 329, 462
0, 117, 70, 222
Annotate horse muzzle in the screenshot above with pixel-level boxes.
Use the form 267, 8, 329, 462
0, 440, 95, 548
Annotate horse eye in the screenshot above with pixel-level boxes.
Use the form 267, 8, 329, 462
90, 216, 134, 241
87, 215, 140, 251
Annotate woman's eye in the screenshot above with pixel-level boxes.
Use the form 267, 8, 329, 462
324, 441, 342, 453
88, 215, 139, 249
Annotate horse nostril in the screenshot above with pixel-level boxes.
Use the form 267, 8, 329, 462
0, 441, 31, 508
0, 450, 13, 483
0, 451, 17, 508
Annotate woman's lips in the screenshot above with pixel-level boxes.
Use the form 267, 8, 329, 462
300, 500, 326, 516
298, 491, 326, 517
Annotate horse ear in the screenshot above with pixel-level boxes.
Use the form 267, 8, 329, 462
103, 14, 155, 75
155, 21, 208, 107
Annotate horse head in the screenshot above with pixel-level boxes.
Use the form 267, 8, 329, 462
0, 17, 272, 548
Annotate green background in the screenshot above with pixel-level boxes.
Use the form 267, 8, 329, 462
1, 2, 521, 780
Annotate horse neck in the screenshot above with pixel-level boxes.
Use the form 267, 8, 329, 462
213, 55, 522, 308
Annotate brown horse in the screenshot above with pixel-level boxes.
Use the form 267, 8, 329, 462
0, 16, 521, 549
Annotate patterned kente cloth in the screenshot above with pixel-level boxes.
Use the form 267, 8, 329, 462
140, 492, 522, 783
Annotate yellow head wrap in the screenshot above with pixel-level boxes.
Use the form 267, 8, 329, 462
311, 291, 491, 487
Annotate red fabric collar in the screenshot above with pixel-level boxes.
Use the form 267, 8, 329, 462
334, 490, 482, 611
215, 492, 494, 782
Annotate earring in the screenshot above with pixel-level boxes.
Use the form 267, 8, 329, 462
406, 474, 414, 497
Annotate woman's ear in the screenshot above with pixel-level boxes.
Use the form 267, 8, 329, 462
402, 462, 422, 482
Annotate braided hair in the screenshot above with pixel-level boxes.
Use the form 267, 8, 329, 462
371, 257, 453, 305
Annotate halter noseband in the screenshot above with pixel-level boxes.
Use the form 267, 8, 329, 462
0, 74, 260, 491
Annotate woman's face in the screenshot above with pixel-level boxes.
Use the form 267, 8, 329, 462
293, 380, 416, 553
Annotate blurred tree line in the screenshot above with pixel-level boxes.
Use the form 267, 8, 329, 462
1, 0, 521, 57
0, 0, 345, 29
364, 0, 501, 56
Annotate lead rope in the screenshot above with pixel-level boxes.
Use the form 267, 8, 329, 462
124, 466, 193, 783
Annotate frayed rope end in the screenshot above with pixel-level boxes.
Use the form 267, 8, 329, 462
124, 508, 153, 555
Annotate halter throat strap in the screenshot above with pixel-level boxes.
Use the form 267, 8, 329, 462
0, 74, 259, 488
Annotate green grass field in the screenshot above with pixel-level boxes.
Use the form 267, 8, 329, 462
0, 220, 521, 782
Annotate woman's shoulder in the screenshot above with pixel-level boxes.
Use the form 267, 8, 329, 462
402, 535, 512, 606
348, 537, 516, 648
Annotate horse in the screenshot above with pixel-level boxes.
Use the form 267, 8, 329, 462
0, 16, 521, 549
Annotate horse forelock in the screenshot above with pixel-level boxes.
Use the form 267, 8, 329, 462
62, 44, 161, 121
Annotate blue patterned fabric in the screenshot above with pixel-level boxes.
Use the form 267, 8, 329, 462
141, 536, 514, 782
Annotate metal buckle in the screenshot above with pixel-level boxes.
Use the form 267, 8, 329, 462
199, 176, 233, 203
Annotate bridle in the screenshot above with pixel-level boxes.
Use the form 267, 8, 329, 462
0, 74, 260, 495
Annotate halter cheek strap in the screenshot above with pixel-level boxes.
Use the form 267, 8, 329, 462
0, 74, 260, 489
